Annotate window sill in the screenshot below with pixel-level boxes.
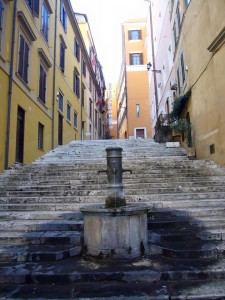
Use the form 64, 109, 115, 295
15, 72, 31, 91
38, 147, 44, 152
37, 97, 48, 109
66, 119, 72, 125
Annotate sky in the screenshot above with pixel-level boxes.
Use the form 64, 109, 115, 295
71, 0, 148, 84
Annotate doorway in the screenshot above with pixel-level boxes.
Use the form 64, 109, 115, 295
135, 128, 145, 139
16, 106, 25, 163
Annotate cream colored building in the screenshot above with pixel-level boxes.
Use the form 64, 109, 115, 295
0, 0, 106, 172
148, 0, 225, 166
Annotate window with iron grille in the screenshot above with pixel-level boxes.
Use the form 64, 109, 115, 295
26, 0, 39, 17
58, 92, 63, 113
129, 53, 143, 65
39, 64, 47, 103
67, 102, 71, 121
60, 42, 65, 73
60, 0, 67, 31
18, 34, 30, 83
41, 2, 49, 42
128, 30, 142, 40
73, 70, 80, 97
74, 111, 78, 128
74, 38, 80, 61
38, 122, 44, 149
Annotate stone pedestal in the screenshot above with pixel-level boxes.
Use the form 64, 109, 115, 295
80, 203, 149, 259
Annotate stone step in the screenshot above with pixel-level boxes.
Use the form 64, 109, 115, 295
2, 280, 225, 299
149, 241, 225, 259
148, 217, 225, 230
0, 210, 83, 221
0, 230, 82, 246
0, 220, 83, 232
1, 256, 225, 285
0, 244, 81, 263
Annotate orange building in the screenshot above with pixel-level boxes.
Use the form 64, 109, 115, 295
117, 19, 152, 139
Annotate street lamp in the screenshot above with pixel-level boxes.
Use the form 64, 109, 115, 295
147, 62, 161, 74
144, 0, 159, 119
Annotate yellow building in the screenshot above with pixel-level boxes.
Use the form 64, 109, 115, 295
117, 19, 152, 139
0, 0, 106, 172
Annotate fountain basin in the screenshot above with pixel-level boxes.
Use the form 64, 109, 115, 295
80, 203, 149, 259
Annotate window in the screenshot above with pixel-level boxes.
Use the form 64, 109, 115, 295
177, 68, 181, 94
185, 0, 191, 7
39, 64, 47, 103
74, 111, 78, 128
67, 102, 71, 121
176, 4, 181, 33
18, 34, 30, 83
89, 76, 92, 91
38, 122, 44, 149
81, 86, 85, 106
26, 0, 39, 17
41, 2, 49, 42
136, 104, 140, 118
74, 38, 80, 61
58, 91, 63, 112
60, 0, 67, 31
89, 99, 92, 120
82, 58, 86, 77
73, 69, 80, 97
180, 53, 185, 83
129, 53, 143, 65
95, 109, 98, 129
128, 30, 142, 40
60, 41, 65, 72
0, 0, 4, 50
173, 22, 177, 48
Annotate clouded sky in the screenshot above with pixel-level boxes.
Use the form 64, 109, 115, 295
71, 0, 148, 84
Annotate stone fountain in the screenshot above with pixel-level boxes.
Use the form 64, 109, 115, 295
80, 147, 149, 259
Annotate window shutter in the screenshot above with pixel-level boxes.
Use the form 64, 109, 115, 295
60, 0, 63, 22
39, 66, 43, 100
139, 30, 142, 39
128, 31, 131, 40
18, 35, 24, 77
33, 0, 39, 17
24, 42, 29, 83
140, 53, 143, 65
129, 54, 132, 65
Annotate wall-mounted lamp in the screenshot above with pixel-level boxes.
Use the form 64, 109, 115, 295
147, 62, 161, 73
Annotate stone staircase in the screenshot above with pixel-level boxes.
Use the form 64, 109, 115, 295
0, 139, 225, 299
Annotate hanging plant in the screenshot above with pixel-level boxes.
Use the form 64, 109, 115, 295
171, 119, 192, 147
169, 89, 192, 119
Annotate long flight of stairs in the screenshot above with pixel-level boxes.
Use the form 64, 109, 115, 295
1, 139, 225, 299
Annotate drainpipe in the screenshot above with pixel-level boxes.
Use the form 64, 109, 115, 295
80, 58, 83, 141
5, 0, 17, 170
147, 0, 159, 119
52, 0, 58, 149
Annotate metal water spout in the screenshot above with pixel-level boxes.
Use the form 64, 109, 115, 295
98, 147, 132, 208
